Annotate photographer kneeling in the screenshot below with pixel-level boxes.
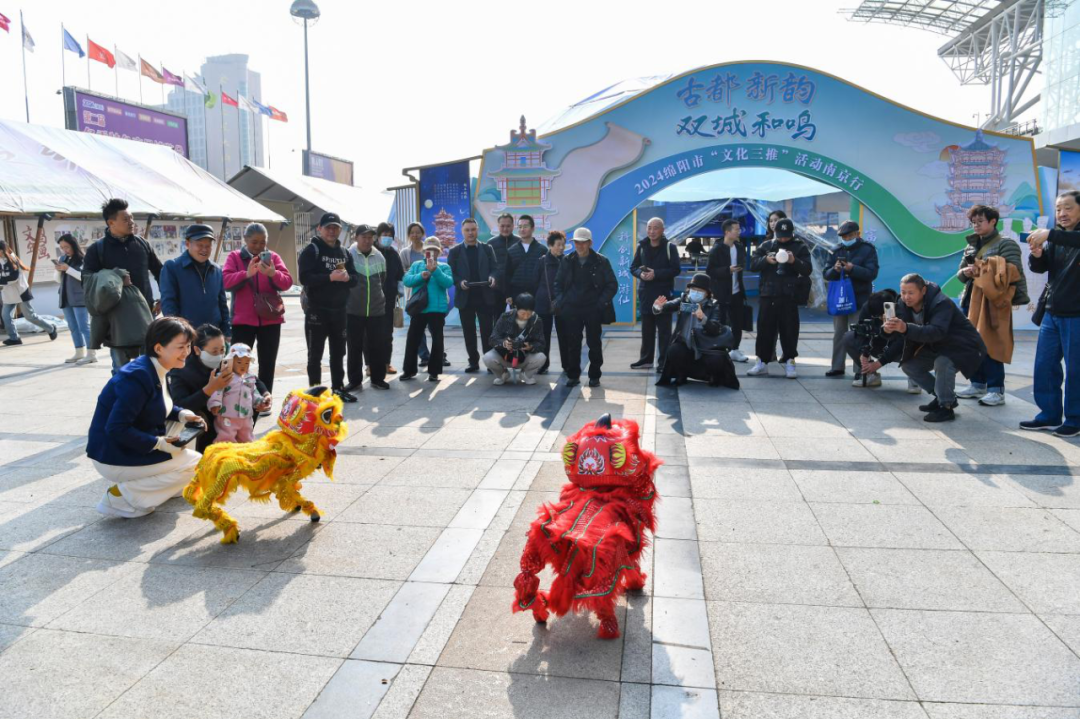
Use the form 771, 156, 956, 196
843, 289, 902, 388
884, 274, 987, 423
653, 273, 739, 389
484, 293, 547, 386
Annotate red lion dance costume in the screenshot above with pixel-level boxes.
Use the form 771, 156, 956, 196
512, 414, 661, 639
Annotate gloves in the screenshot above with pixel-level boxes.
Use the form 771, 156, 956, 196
178, 409, 200, 425
155, 437, 183, 455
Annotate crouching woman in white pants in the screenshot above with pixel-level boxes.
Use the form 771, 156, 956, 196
89, 317, 207, 518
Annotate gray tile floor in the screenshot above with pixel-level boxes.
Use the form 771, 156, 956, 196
1, 301, 1079, 718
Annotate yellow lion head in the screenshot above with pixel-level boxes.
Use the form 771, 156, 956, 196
276, 386, 348, 447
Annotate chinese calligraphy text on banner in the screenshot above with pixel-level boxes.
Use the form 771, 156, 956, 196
598, 212, 636, 324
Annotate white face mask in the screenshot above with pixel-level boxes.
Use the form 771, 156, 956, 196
200, 351, 223, 369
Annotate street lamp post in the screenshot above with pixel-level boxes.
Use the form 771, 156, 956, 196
290, 0, 320, 167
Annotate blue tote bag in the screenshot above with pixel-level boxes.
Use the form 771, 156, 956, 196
827, 270, 856, 316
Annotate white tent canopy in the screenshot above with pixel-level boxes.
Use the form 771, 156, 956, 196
228, 165, 393, 227
0, 119, 284, 222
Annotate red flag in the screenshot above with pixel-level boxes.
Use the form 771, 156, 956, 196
269, 106, 288, 122
221, 91, 239, 108
141, 59, 164, 84
0, 13, 10, 32
87, 38, 115, 68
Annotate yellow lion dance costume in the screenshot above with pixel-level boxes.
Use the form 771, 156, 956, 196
183, 385, 347, 544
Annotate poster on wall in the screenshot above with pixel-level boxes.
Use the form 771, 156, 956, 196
1058, 149, 1080, 195
63, 87, 189, 157
419, 161, 472, 251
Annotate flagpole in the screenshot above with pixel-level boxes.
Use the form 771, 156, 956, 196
85, 34, 90, 90
236, 92, 242, 174
60, 23, 66, 89
19, 11, 29, 122
202, 91, 210, 172
266, 116, 271, 169
219, 85, 227, 181
137, 54, 143, 104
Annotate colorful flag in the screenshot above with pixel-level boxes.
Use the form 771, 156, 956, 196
0, 12, 9, 32
221, 91, 239, 108
204, 91, 217, 109
21, 20, 33, 52
62, 28, 83, 57
252, 98, 273, 117
140, 58, 164, 84
162, 66, 183, 87
87, 38, 114, 68
184, 74, 206, 95
269, 106, 288, 122
115, 47, 136, 72
238, 94, 256, 114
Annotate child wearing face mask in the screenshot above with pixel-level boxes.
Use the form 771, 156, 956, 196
207, 344, 261, 444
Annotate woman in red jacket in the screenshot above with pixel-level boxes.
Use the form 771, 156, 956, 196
222, 223, 293, 391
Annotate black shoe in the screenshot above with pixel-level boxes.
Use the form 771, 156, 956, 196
923, 405, 956, 423
655, 366, 664, 375
371, 380, 390, 390
427, 375, 439, 382
1020, 419, 1061, 432
825, 369, 845, 378
918, 398, 940, 413
443, 356, 451, 367
537, 368, 549, 375
48, 326, 58, 341
588, 378, 601, 387
630, 360, 652, 369
656, 376, 673, 387
1054, 424, 1080, 438
566, 378, 580, 387
399, 373, 417, 381
343, 382, 363, 393
2, 338, 22, 346
464, 365, 480, 374
334, 389, 358, 403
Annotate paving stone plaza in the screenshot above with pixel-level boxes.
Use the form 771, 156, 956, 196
2, 302, 1080, 719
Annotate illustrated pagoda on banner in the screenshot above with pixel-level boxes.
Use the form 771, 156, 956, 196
433, 208, 457, 249
489, 116, 560, 233
935, 130, 1013, 232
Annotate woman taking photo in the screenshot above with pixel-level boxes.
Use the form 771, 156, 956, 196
222, 222, 293, 392
89, 317, 206, 518
401, 237, 453, 382
55, 234, 94, 364
168, 324, 272, 452
0, 240, 58, 346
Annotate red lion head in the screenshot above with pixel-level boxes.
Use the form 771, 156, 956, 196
561, 414, 660, 491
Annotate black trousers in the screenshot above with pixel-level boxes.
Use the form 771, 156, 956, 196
539, 312, 569, 373
347, 314, 386, 386
459, 304, 494, 367
231, 323, 282, 392
755, 296, 800, 363
305, 308, 347, 390
563, 310, 604, 381
661, 342, 740, 389
403, 313, 446, 378
370, 310, 396, 370
717, 291, 746, 347
638, 306, 673, 367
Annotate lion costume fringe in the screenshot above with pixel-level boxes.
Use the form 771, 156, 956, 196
183, 385, 347, 544
512, 414, 661, 639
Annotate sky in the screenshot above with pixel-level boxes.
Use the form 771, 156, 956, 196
0, 0, 1015, 193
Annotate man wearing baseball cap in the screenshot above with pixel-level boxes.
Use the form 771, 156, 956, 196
553, 227, 618, 387
159, 223, 231, 338
298, 212, 359, 402
748, 217, 812, 379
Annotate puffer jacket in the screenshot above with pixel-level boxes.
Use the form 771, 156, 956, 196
345, 244, 387, 317
957, 231, 1029, 308
489, 310, 546, 358
56, 254, 87, 309
403, 260, 453, 314
823, 239, 878, 310
894, 282, 986, 379
83, 268, 154, 349
750, 238, 812, 298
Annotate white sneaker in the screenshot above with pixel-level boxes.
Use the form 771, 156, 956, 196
730, 349, 749, 363
956, 384, 987, 399
978, 391, 1005, 406
76, 349, 98, 365
853, 372, 882, 387
906, 380, 921, 395
747, 360, 769, 376
65, 347, 86, 364
785, 360, 797, 379
493, 375, 506, 386
522, 375, 537, 386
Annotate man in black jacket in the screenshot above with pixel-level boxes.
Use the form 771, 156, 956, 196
487, 212, 520, 326
885, 274, 986, 422
748, 218, 812, 379
483, 293, 546, 385
83, 198, 164, 371
298, 212, 359, 402
448, 218, 498, 372
823, 220, 879, 378
630, 217, 682, 371
706, 219, 749, 363
375, 222, 404, 376
554, 227, 618, 387
504, 215, 547, 303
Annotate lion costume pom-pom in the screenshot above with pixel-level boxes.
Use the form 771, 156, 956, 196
512, 413, 661, 639
183, 386, 348, 544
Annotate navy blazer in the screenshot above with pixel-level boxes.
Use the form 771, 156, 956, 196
87, 355, 184, 467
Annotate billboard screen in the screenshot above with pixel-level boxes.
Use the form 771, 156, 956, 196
63, 87, 189, 157
304, 150, 354, 186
